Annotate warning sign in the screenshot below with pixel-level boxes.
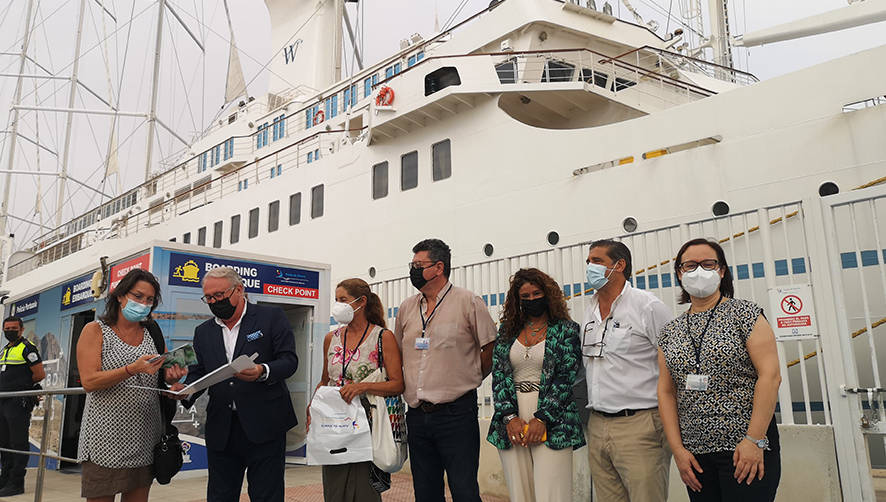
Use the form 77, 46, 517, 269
768, 284, 817, 340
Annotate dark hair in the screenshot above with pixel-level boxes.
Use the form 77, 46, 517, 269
499, 268, 571, 340
101, 269, 162, 326
589, 239, 632, 280
337, 278, 387, 329
674, 238, 735, 304
2, 316, 23, 329
412, 238, 451, 278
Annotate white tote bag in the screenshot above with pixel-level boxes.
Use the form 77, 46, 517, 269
306, 386, 373, 465
362, 334, 408, 473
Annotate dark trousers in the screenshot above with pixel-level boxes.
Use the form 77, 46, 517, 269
206, 413, 286, 502
406, 390, 481, 502
688, 449, 781, 502
0, 398, 32, 485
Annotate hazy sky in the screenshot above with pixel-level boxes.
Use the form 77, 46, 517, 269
0, 0, 882, 247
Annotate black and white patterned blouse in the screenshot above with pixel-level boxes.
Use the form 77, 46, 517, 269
78, 320, 162, 468
658, 298, 763, 455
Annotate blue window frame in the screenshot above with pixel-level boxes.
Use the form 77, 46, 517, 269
385, 66, 393, 79
394, 62, 401, 74
199, 152, 208, 173
343, 87, 350, 110
306, 108, 313, 129
635, 276, 646, 289
736, 264, 750, 280
752, 262, 765, 278
661, 273, 672, 288
648, 275, 659, 289
272, 114, 285, 141
841, 252, 858, 269
315, 148, 320, 160
256, 123, 269, 149
327, 95, 338, 118
364, 76, 373, 97
269, 164, 282, 179
417, 52, 424, 61
774, 259, 789, 276
307, 151, 313, 164
238, 179, 249, 191
212, 145, 221, 165
861, 249, 880, 266
223, 138, 233, 160
791, 257, 807, 274
408, 55, 416, 67
372, 74, 378, 87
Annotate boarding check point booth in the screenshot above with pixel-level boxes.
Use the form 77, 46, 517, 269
1, 241, 331, 473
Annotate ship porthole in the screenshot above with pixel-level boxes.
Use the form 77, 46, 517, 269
622, 217, 638, 233
368, 267, 376, 278
547, 231, 560, 246
483, 243, 494, 257
712, 201, 730, 217
819, 181, 839, 197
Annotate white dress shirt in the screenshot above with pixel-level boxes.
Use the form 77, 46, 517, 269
213, 302, 269, 385
582, 282, 674, 413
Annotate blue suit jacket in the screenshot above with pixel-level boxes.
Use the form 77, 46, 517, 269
184, 302, 298, 450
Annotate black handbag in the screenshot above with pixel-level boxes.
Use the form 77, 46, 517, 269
146, 321, 184, 485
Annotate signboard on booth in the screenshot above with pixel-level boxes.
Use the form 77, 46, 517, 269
12, 294, 39, 317
60, 273, 95, 311
768, 284, 817, 340
168, 252, 320, 299
110, 253, 151, 292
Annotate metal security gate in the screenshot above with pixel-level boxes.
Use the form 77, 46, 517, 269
371, 192, 881, 500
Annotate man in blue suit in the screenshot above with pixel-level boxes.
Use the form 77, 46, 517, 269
174, 266, 298, 502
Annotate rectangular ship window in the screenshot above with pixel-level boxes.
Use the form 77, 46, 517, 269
401, 151, 418, 191
268, 200, 280, 232
432, 139, 451, 181
248, 207, 259, 238
289, 193, 301, 225
213, 221, 222, 248
231, 215, 241, 244
311, 185, 324, 219
373, 162, 389, 199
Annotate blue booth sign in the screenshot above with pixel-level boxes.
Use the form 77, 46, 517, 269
60, 274, 95, 310
168, 252, 320, 299
12, 294, 39, 317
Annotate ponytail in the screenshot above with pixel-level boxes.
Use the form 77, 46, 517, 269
336, 278, 387, 329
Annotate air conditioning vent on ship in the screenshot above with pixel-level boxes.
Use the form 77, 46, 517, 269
500, 39, 512, 52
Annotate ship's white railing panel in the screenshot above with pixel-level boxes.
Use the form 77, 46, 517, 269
612, 45, 759, 86
371, 201, 830, 424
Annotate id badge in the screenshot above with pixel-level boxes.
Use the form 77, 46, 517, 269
0, 365, 5, 372
415, 337, 430, 350
685, 374, 710, 391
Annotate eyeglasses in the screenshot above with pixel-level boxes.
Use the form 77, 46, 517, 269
408, 261, 438, 271
201, 286, 236, 304
127, 291, 156, 304
678, 259, 720, 273
582, 319, 610, 359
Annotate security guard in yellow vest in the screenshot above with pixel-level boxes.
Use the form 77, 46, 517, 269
0, 316, 44, 496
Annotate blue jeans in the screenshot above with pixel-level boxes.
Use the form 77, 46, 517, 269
406, 391, 481, 502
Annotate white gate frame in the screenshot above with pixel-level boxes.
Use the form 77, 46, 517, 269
810, 185, 886, 502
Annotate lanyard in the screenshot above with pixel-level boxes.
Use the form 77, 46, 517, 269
339, 323, 370, 385
687, 295, 723, 372
420, 284, 453, 337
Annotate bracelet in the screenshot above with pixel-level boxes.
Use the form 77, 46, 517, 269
503, 413, 518, 425
124, 365, 133, 376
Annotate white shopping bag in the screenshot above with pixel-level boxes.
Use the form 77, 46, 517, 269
306, 386, 373, 465
363, 368, 408, 472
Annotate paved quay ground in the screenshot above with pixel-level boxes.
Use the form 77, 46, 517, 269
5, 466, 509, 501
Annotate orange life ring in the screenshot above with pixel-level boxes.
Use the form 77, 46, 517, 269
313, 109, 325, 125
376, 86, 395, 107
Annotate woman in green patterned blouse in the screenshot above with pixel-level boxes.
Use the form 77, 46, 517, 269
487, 268, 585, 502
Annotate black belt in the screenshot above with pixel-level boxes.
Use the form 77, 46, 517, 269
592, 406, 656, 418
413, 389, 477, 413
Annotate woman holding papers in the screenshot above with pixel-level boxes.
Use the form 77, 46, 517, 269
75, 269, 187, 502
309, 278, 404, 502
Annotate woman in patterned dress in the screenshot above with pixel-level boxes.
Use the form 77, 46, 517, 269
309, 278, 404, 502
486, 268, 585, 502
76, 269, 187, 502
658, 238, 782, 501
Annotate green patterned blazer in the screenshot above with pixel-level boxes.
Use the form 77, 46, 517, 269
486, 318, 586, 450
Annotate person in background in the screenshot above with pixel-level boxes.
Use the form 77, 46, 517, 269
309, 278, 404, 502
174, 266, 298, 502
77, 269, 186, 502
0, 316, 45, 497
582, 239, 674, 502
486, 268, 585, 502
394, 238, 497, 502
658, 238, 781, 501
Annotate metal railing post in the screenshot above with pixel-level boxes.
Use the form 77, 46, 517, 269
34, 398, 51, 502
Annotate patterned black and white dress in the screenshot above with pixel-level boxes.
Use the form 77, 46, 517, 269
78, 320, 162, 469
658, 298, 779, 455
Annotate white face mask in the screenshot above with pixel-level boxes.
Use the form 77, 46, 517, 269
681, 267, 722, 298
331, 298, 362, 325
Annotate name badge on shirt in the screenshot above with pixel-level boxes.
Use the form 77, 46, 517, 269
0, 365, 5, 372
685, 374, 710, 391
415, 337, 430, 350
246, 330, 263, 342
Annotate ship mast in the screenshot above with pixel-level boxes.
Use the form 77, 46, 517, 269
707, 0, 735, 71
144, 0, 167, 182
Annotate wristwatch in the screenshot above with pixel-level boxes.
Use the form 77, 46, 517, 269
503, 413, 518, 424
744, 435, 770, 450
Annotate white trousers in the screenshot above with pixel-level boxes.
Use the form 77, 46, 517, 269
498, 391, 573, 502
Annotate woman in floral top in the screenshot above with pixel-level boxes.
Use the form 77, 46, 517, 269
487, 268, 585, 502
310, 278, 404, 502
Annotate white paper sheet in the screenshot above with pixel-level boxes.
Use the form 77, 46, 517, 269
129, 353, 258, 396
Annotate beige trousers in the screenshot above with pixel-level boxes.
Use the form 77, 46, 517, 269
586, 408, 671, 502
498, 391, 573, 502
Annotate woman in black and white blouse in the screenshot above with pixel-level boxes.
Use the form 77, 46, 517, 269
657, 238, 782, 502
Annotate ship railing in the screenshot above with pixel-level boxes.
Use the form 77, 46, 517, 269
371, 200, 829, 426
0, 387, 85, 502
602, 45, 759, 86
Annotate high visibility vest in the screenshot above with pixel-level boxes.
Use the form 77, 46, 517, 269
0, 342, 30, 366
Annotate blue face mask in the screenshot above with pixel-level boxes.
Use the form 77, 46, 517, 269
122, 298, 152, 322
586, 263, 615, 291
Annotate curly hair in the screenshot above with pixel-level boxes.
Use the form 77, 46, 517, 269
499, 268, 571, 340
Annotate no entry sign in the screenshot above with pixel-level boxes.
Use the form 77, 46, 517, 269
768, 284, 817, 340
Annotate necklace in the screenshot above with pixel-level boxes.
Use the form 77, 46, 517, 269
522, 321, 547, 360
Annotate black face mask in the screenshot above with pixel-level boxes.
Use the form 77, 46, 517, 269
410, 266, 430, 291
520, 297, 548, 318
209, 297, 237, 320
3, 330, 19, 343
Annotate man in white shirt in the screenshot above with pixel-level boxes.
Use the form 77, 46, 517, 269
582, 240, 674, 502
